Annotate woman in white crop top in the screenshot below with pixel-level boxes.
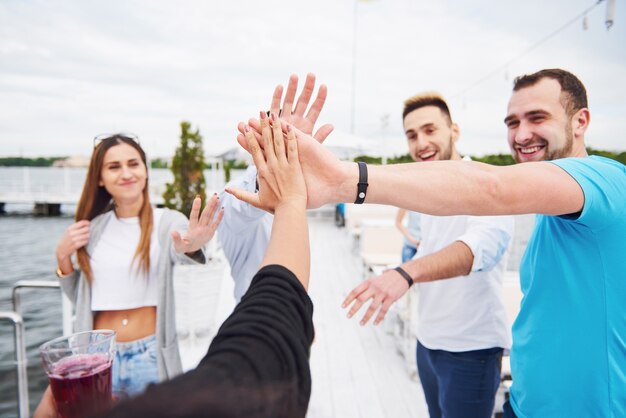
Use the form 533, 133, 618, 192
51, 134, 223, 401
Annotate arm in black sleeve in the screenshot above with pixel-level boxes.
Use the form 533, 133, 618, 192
99, 264, 314, 418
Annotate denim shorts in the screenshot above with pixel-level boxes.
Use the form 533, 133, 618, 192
402, 243, 418, 262
112, 334, 160, 400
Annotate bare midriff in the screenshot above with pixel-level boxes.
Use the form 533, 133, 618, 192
94, 306, 157, 342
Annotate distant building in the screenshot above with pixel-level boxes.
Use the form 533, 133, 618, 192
52, 155, 90, 168
216, 147, 252, 164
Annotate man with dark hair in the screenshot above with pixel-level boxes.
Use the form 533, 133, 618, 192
344, 91, 513, 418
238, 68, 626, 417
506, 68, 588, 163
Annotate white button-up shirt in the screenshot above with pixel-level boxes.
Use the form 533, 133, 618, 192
218, 166, 272, 302
415, 159, 514, 351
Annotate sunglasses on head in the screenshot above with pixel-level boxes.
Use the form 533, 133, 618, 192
93, 132, 140, 148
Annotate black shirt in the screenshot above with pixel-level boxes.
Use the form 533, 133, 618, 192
100, 265, 314, 418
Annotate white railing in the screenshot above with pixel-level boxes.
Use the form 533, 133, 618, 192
0, 164, 228, 207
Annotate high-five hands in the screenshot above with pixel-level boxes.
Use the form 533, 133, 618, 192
227, 112, 306, 213
235, 74, 353, 209
171, 194, 223, 254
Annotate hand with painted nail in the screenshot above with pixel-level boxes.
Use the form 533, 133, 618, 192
227, 113, 306, 214
342, 269, 411, 326
171, 194, 224, 254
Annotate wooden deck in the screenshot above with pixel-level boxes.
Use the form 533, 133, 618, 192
203, 217, 428, 417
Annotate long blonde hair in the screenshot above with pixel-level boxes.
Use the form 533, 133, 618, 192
75, 135, 153, 281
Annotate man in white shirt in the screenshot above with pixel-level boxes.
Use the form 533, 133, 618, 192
218, 166, 273, 302
343, 93, 513, 418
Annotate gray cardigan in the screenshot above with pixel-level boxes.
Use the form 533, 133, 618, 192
58, 208, 206, 381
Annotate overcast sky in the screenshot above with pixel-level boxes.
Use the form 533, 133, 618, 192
1, 0, 624, 159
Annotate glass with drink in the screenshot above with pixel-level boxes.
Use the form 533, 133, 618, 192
40, 329, 116, 418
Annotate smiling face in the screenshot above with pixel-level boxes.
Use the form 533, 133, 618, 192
403, 105, 460, 162
505, 78, 580, 163
98, 142, 147, 205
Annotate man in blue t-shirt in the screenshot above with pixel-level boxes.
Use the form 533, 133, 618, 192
236, 68, 625, 418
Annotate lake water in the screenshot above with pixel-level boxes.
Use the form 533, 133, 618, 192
0, 167, 534, 416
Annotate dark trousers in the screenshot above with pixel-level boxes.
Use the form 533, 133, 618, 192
416, 340, 503, 418
502, 400, 517, 418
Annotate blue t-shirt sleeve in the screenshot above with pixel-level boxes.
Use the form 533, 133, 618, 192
549, 156, 626, 230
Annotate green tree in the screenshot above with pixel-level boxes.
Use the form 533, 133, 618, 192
223, 160, 233, 183
163, 121, 206, 216
473, 153, 516, 166
150, 158, 169, 169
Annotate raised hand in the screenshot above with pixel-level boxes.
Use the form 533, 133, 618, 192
342, 269, 410, 326
227, 112, 307, 213
270, 73, 334, 142
171, 194, 223, 254
236, 73, 333, 148
236, 124, 352, 209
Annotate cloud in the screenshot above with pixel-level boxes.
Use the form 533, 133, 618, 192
0, 0, 624, 158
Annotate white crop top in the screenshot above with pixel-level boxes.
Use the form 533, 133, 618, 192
90, 208, 163, 311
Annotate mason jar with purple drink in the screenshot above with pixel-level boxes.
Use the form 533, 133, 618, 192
40, 329, 116, 418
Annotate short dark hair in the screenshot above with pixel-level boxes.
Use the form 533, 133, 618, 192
402, 92, 452, 125
513, 69, 588, 117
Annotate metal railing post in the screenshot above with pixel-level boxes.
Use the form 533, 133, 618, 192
0, 311, 30, 418
13, 280, 63, 318
13, 279, 73, 334
9, 280, 73, 417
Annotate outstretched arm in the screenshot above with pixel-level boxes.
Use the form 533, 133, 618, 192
237, 127, 584, 216
343, 241, 473, 325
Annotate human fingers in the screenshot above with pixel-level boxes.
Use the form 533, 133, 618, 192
261, 113, 279, 170
270, 84, 284, 115
199, 193, 219, 226
313, 123, 335, 144
347, 288, 375, 320
270, 113, 287, 164
209, 207, 224, 233
244, 124, 269, 176
238, 121, 262, 141
248, 118, 262, 135
236, 133, 249, 153
281, 74, 298, 116
303, 80, 326, 122
236, 129, 268, 154
73, 219, 90, 228
286, 124, 300, 166
71, 230, 91, 249
225, 187, 264, 212
342, 281, 370, 308
63, 223, 90, 252
171, 230, 187, 253
360, 293, 385, 326
188, 195, 201, 229
293, 73, 315, 117
373, 299, 393, 326
69, 223, 90, 239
